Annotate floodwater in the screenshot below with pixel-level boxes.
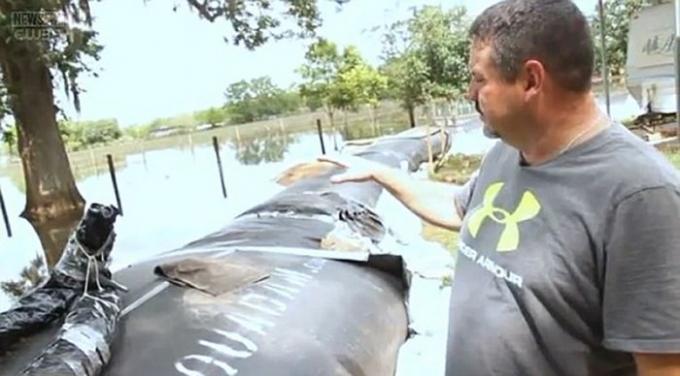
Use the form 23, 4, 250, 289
0, 120, 495, 311
0, 92, 641, 311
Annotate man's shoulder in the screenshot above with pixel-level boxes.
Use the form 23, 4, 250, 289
597, 124, 680, 199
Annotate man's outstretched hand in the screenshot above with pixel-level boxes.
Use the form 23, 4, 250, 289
317, 155, 390, 184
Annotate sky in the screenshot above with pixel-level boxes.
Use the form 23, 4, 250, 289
59, 0, 598, 127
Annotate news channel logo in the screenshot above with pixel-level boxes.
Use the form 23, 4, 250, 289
11, 11, 64, 41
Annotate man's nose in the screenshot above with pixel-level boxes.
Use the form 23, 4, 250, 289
466, 83, 477, 102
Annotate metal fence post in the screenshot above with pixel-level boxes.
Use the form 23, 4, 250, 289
316, 119, 326, 155
107, 154, 123, 215
0, 184, 11, 237
212, 136, 228, 198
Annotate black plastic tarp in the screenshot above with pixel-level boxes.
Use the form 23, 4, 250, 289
0, 204, 123, 375
0, 126, 452, 376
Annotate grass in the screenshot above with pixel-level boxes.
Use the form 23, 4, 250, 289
429, 153, 482, 184
419, 154, 481, 256
660, 144, 680, 169
421, 222, 460, 258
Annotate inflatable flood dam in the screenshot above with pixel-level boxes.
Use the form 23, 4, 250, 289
0, 126, 454, 376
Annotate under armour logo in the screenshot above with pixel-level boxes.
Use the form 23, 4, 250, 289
467, 182, 541, 252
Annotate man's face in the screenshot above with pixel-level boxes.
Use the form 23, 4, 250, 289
468, 42, 527, 141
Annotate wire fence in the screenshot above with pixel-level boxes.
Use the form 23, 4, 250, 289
0, 99, 480, 238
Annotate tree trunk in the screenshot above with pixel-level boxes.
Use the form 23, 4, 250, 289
426, 101, 435, 172
32, 209, 83, 266
0, 40, 85, 265
408, 105, 416, 128
326, 106, 335, 129
370, 106, 379, 137
372, 105, 380, 127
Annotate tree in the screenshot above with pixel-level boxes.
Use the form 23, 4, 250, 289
299, 41, 387, 127
382, 52, 429, 127
0, 2, 100, 259
340, 64, 387, 118
590, 0, 649, 80
225, 76, 300, 123
195, 106, 229, 127
327, 46, 364, 114
381, 5, 471, 127
329, 46, 387, 123
123, 124, 151, 140
298, 38, 341, 125
59, 118, 122, 151
0, 0, 347, 264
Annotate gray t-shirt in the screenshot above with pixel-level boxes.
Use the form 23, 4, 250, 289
446, 123, 680, 375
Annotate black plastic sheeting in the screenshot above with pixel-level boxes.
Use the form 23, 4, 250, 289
0, 273, 80, 354
106, 251, 408, 376
20, 287, 122, 376
184, 191, 388, 253
0, 203, 123, 375
184, 127, 449, 253
0, 126, 452, 376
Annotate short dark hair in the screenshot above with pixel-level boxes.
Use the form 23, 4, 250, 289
470, 0, 594, 92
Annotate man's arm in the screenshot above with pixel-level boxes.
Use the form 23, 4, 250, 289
634, 353, 680, 376
603, 186, 680, 371
373, 167, 464, 231
318, 155, 467, 231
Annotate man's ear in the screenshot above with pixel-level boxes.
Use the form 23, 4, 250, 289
523, 60, 545, 98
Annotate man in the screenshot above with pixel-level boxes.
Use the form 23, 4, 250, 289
320, 0, 680, 374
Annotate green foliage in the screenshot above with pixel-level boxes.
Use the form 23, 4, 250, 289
421, 153, 476, 256
185, 0, 349, 49
0, 0, 349, 121
421, 221, 459, 255
299, 39, 387, 118
328, 46, 387, 111
0, 1, 103, 114
122, 124, 151, 140
590, 0, 649, 78
0, 0, 349, 209
150, 114, 194, 130
336, 63, 388, 109
302, 91, 324, 111
195, 106, 230, 127
429, 153, 482, 184
225, 76, 301, 124
1, 255, 46, 299
1, 123, 16, 154
298, 38, 341, 112
660, 144, 680, 170
59, 118, 122, 150
125, 108, 228, 140
382, 52, 429, 108
127, 92, 301, 140
381, 6, 471, 109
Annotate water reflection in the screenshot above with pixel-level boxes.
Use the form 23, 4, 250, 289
70, 153, 128, 183
0, 153, 127, 194
232, 130, 296, 165
341, 122, 384, 141
0, 119, 493, 311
